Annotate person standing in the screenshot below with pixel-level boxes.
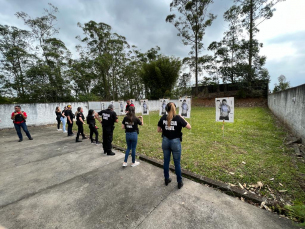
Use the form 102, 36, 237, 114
11, 105, 33, 142
161, 100, 167, 115
157, 102, 191, 189
75, 107, 87, 142
181, 99, 189, 117
125, 99, 134, 113
122, 106, 143, 167
87, 109, 101, 145
98, 104, 118, 156
55, 107, 63, 131
219, 99, 231, 120
65, 105, 74, 136
61, 107, 67, 133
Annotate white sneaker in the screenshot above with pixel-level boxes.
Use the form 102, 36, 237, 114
122, 162, 127, 167
63, 131, 67, 133
131, 161, 140, 167
57, 129, 62, 131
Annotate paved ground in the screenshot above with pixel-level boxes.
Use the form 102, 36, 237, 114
0, 126, 300, 229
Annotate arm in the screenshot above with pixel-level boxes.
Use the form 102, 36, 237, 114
179, 115, 191, 130
79, 117, 85, 124
20, 111, 27, 120
138, 116, 144, 125
67, 116, 72, 124
157, 126, 162, 132
94, 112, 102, 123
122, 124, 125, 129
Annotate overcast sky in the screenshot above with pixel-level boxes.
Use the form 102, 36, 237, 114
0, 0, 304, 90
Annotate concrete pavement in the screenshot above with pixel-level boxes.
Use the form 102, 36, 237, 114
0, 126, 299, 229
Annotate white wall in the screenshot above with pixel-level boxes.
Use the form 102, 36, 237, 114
0, 102, 88, 129
268, 84, 305, 143
0, 100, 180, 129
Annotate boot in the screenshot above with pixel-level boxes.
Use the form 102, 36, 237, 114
76, 137, 82, 142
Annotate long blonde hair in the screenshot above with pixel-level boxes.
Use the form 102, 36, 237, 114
167, 103, 176, 126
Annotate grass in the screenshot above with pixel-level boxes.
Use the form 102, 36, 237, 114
75, 107, 305, 206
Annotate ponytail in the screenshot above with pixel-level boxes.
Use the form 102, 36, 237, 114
167, 103, 176, 126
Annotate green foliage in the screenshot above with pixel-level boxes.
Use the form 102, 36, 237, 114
285, 204, 305, 225
141, 56, 182, 99
166, 0, 216, 95
273, 75, 290, 93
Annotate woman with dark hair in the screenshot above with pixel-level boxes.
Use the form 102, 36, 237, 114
87, 109, 102, 145
122, 106, 143, 167
61, 106, 67, 133
55, 107, 63, 131
76, 107, 87, 142
157, 102, 191, 189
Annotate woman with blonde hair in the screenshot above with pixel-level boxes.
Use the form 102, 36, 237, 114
157, 102, 191, 189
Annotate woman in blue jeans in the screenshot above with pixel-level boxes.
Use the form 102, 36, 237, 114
122, 106, 143, 167
157, 102, 191, 189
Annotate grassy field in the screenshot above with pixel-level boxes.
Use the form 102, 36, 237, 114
76, 107, 305, 206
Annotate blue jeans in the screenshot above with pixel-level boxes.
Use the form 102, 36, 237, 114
14, 122, 32, 140
162, 137, 182, 183
60, 117, 66, 131
124, 132, 138, 163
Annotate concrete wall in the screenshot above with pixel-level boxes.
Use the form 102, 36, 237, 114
0, 100, 180, 129
0, 102, 89, 129
268, 84, 305, 143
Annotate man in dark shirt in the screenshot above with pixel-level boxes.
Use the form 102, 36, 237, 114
125, 100, 134, 113
11, 105, 33, 142
64, 105, 74, 136
98, 104, 118, 155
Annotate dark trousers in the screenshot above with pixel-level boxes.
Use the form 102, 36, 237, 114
57, 119, 61, 129
76, 122, 85, 140
67, 121, 73, 135
102, 127, 113, 153
90, 126, 98, 143
14, 122, 32, 140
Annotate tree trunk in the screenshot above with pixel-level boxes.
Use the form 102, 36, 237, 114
248, 0, 254, 84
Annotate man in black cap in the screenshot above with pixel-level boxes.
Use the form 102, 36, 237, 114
98, 104, 118, 156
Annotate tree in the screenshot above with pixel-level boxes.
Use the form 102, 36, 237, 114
234, 0, 284, 82
166, 0, 216, 95
273, 75, 290, 93
141, 56, 181, 99
0, 25, 33, 99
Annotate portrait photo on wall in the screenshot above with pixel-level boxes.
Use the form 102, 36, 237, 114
118, 101, 125, 115
179, 97, 191, 118
140, 99, 149, 115
159, 99, 169, 116
215, 97, 234, 123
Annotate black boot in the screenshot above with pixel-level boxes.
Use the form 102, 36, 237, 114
165, 178, 172, 186
76, 137, 82, 142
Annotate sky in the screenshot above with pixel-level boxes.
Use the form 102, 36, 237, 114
0, 0, 304, 90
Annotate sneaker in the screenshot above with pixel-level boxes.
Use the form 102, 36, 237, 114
107, 152, 115, 156
178, 182, 184, 189
95, 141, 101, 145
165, 178, 172, 186
57, 129, 62, 131
131, 161, 140, 167
76, 139, 82, 142
29, 137, 33, 140
63, 131, 67, 133
18, 139, 23, 142
82, 136, 88, 139
122, 162, 128, 167
91, 141, 96, 144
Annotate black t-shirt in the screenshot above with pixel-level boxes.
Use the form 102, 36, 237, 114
122, 116, 142, 133
64, 110, 73, 121
76, 112, 85, 123
55, 111, 62, 120
98, 109, 118, 128
158, 115, 187, 140
87, 115, 96, 128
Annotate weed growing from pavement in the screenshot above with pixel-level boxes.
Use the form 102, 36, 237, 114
77, 107, 305, 205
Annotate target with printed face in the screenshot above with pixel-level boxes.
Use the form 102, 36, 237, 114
159, 99, 169, 116
215, 97, 234, 122
179, 97, 191, 118
140, 99, 149, 115
118, 101, 125, 115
